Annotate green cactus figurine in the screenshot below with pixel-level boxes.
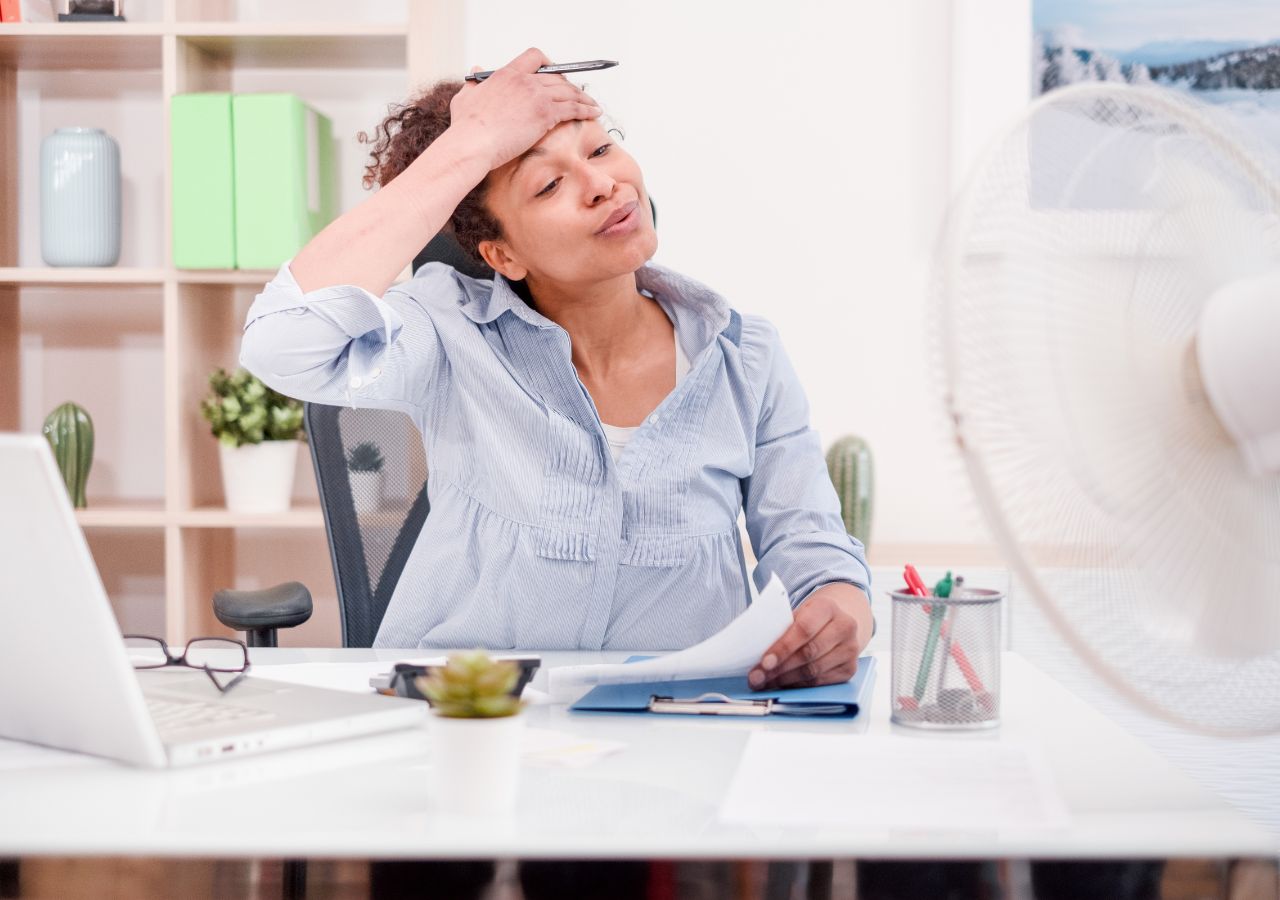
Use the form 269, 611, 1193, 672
825, 434, 873, 549
42, 401, 95, 509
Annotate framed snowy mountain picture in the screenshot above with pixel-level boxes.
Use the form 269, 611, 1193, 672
1030, 0, 1280, 209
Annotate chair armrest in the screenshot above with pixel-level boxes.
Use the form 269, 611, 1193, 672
213, 581, 313, 632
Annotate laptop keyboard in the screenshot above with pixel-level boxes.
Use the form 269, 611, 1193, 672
146, 696, 276, 733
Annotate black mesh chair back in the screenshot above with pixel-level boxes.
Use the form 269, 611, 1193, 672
305, 402, 430, 648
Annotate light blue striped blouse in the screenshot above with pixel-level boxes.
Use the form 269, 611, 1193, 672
239, 260, 871, 650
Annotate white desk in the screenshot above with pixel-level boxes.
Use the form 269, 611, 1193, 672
0, 650, 1272, 860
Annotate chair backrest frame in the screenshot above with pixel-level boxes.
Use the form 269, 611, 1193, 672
304, 403, 431, 648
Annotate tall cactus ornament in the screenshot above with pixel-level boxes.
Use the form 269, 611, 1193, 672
825, 434, 873, 549
42, 401, 95, 509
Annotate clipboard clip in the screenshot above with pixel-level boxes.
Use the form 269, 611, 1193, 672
648, 692, 773, 716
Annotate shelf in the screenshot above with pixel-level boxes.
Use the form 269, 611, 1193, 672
175, 265, 412, 285
176, 24, 406, 69
0, 22, 405, 71
0, 1, 433, 644
75, 503, 167, 528
178, 506, 325, 528
175, 269, 276, 284
0, 267, 166, 285
0, 25, 164, 70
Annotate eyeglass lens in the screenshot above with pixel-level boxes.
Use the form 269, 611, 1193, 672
123, 635, 169, 669
185, 638, 249, 673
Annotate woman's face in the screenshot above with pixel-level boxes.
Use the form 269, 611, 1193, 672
478, 117, 658, 286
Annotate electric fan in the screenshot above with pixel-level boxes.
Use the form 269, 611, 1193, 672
933, 82, 1280, 736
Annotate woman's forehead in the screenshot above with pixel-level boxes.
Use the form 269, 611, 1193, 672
537, 117, 606, 147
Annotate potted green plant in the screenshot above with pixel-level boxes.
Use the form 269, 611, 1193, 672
346, 440, 384, 515
200, 367, 304, 514
416, 650, 525, 816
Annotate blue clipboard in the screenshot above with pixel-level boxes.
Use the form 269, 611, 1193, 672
571, 657, 876, 718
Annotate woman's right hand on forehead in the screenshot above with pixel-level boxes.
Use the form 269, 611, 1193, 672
449, 47, 602, 171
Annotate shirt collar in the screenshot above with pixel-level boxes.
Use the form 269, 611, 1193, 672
456, 261, 734, 349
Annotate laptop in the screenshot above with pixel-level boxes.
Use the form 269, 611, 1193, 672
0, 433, 426, 768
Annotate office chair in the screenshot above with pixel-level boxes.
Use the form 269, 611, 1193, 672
214, 200, 655, 648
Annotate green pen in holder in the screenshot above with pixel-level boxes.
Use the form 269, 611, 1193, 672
912, 571, 952, 701
890, 575, 1003, 730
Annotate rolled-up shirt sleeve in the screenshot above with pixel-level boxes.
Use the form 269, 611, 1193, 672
239, 260, 446, 417
739, 317, 872, 609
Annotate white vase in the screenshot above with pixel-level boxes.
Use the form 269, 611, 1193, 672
40, 127, 122, 267
348, 470, 383, 515
218, 440, 298, 514
428, 714, 524, 817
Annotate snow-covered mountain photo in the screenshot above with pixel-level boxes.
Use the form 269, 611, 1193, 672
1033, 1, 1280, 148
1030, 0, 1280, 208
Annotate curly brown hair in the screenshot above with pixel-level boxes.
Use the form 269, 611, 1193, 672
357, 79, 502, 269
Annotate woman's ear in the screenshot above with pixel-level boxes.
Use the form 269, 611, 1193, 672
478, 239, 528, 281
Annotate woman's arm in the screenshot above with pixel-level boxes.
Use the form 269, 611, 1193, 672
738, 317, 874, 689
290, 127, 488, 297
239, 49, 601, 411
291, 48, 600, 297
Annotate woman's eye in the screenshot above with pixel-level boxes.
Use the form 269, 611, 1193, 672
535, 146, 612, 197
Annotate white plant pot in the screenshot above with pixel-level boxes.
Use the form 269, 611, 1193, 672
428, 714, 524, 817
218, 440, 298, 514
348, 470, 383, 515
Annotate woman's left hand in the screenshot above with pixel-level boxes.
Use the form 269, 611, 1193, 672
748, 583, 869, 690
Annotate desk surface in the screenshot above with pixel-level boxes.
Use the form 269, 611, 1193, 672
0, 650, 1273, 860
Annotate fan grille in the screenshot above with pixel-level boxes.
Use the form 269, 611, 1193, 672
935, 84, 1280, 735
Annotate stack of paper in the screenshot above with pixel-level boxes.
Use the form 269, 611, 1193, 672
547, 574, 794, 701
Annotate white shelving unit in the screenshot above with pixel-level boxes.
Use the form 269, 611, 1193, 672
1, 0, 462, 643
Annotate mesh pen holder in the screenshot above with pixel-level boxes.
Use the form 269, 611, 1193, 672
890, 588, 1003, 730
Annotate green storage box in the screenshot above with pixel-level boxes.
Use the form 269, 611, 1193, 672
232, 93, 336, 270
171, 92, 236, 269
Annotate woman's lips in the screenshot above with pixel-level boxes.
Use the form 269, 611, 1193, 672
596, 201, 640, 237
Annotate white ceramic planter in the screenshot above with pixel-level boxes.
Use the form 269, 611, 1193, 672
348, 470, 383, 515
218, 440, 298, 514
428, 714, 524, 816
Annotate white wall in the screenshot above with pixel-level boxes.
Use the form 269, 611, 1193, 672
459, 0, 1032, 549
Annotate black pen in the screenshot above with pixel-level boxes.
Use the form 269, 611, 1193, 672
465, 59, 619, 83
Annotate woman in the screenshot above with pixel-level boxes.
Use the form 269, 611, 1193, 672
240, 48, 872, 690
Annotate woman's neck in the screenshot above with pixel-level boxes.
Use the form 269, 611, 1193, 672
526, 270, 665, 380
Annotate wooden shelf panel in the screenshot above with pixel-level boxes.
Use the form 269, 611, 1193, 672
0, 26, 164, 69
75, 503, 167, 528
178, 506, 325, 528
175, 269, 276, 284
0, 22, 405, 71
177, 26, 406, 69
0, 267, 166, 285
73, 505, 329, 528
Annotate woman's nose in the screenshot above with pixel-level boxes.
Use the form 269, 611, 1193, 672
584, 165, 616, 204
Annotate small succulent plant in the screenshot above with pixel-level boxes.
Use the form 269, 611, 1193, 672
346, 440, 385, 473
200, 368, 304, 449
416, 651, 524, 719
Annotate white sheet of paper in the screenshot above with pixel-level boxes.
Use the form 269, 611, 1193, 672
719, 734, 1070, 832
547, 574, 794, 702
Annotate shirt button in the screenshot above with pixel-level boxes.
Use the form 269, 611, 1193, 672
649, 414, 660, 425
350, 376, 363, 389
370, 367, 382, 380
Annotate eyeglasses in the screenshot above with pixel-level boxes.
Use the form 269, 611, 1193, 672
123, 635, 250, 694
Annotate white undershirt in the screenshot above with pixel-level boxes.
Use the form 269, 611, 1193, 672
601, 330, 690, 463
